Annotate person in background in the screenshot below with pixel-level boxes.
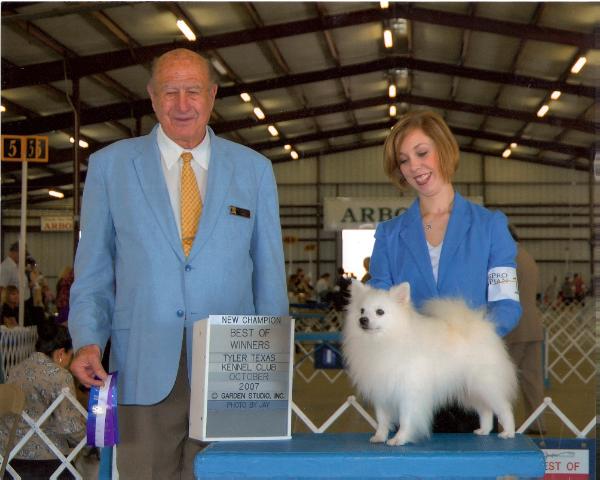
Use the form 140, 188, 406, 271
1, 285, 19, 328
331, 267, 352, 311
0, 242, 31, 303
0, 321, 85, 479
293, 268, 313, 301
0, 285, 45, 328
27, 261, 53, 320
315, 273, 333, 303
361, 257, 371, 283
55, 266, 75, 325
369, 110, 521, 433
559, 276, 574, 305
68, 48, 288, 479
505, 225, 546, 435
573, 273, 587, 304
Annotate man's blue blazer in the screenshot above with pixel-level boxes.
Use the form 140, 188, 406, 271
69, 126, 289, 404
368, 192, 521, 336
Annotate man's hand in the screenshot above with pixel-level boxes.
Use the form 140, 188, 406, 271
70, 344, 108, 388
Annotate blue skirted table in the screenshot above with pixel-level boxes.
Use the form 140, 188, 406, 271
194, 433, 545, 479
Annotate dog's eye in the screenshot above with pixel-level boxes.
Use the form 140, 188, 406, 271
376, 309, 384, 316
360, 308, 364, 314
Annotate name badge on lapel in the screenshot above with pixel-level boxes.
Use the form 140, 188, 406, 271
229, 205, 251, 218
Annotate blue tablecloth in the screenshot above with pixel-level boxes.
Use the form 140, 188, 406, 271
194, 432, 545, 479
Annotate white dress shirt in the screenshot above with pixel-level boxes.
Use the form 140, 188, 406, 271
156, 125, 210, 237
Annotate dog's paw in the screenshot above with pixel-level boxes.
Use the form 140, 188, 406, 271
473, 428, 491, 436
386, 436, 407, 446
498, 430, 515, 439
386, 431, 409, 446
369, 433, 387, 443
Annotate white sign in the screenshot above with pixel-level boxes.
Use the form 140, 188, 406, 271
323, 197, 414, 231
543, 449, 589, 478
190, 315, 294, 441
41, 216, 73, 231
323, 196, 484, 231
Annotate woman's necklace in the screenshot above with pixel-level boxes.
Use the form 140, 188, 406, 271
422, 200, 454, 231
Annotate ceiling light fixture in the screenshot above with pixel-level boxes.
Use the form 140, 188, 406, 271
550, 90, 562, 100
380, 1, 389, 8
383, 29, 393, 49
177, 20, 196, 41
267, 125, 279, 137
290, 150, 299, 160
211, 58, 227, 76
253, 107, 265, 120
570, 56, 587, 74
502, 149, 512, 158
0, 105, 5, 113
240, 92, 251, 102
388, 84, 397, 98
536, 105, 549, 118
284, 144, 292, 151
48, 189, 65, 199
69, 137, 89, 148
389, 105, 397, 117
510, 142, 517, 148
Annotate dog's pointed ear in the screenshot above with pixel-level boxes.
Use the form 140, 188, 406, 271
390, 282, 411, 305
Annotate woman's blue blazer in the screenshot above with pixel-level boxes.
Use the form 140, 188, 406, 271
368, 192, 521, 336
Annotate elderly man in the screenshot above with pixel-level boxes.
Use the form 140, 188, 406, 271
69, 49, 288, 479
0, 242, 31, 302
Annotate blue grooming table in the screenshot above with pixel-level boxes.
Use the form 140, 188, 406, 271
194, 433, 545, 479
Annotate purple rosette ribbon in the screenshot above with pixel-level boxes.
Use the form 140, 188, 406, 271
87, 371, 119, 447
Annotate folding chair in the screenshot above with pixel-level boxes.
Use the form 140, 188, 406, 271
0, 384, 26, 478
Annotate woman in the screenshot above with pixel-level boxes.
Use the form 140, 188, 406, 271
369, 110, 522, 432
55, 266, 74, 325
0, 321, 85, 479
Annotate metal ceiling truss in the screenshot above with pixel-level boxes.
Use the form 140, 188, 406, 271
2, 4, 595, 89
1, 2, 596, 207
3, 55, 596, 136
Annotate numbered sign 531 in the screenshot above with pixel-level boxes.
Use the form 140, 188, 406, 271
2, 135, 49, 162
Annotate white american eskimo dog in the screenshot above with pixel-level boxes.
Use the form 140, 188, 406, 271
343, 281, 517, 446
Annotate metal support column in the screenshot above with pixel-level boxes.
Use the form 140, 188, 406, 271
72, 77, 81, 257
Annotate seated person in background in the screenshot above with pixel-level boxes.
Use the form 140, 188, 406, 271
55, 266, 75, 325
361, 257, 372, 283
293, 268, 314, 301
0, 284, 45, 328
28, 263, 54, 317
0, 321, 85, 480
331, 267, 352, 311
315, 273, 333, 303
1, 284, 19, 327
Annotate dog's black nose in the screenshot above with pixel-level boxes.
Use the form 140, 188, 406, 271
359, 316, 369, 328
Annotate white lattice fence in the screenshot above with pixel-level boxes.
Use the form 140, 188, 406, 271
1, 326, 37, 378
291, 305, 598, 439
543, 302, 596, 383
291, 395, 598, 439
1, 387, 88, 480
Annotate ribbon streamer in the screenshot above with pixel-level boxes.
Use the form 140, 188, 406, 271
87, 372, 119, 447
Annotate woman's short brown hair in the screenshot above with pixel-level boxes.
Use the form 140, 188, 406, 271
383, 110, 460, 189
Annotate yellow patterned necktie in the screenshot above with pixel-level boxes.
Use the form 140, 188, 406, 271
180, 152, 202, 256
